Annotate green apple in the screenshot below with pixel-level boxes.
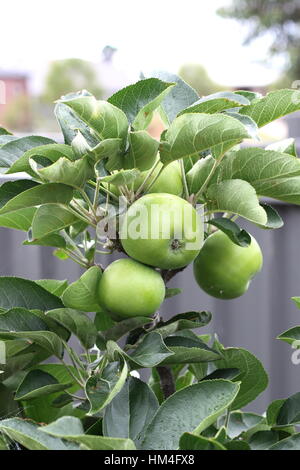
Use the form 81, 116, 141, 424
193, 230, 263, 299
98, 258, 165, 319
120, 193, 203, 269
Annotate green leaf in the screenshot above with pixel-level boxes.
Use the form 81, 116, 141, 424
103, 377, 159, 446
0, 331, 64, 358
85, 359, 128, 415
225, 112, 259, 140
165, 288, 182, 299
179, 91, 249, 116
276, 392, 300, 426
35, 279, 68, 297
0, 307, 49, 332
220, 411, 265, 439
207, 179, 268, 225
108, 78, 174, 130
266, 138, 298, 157
0, 353, 36, 382
75, 436, 136, 450
0, 136, 55, 169
141, 379, 240, 450
22, 363, 81, 423
46, 308, 97, 349
32, 204, 80, 239
292, 297, 300, 310
123, 131, 159, 171
160, 113, 249, 164
62, 266, 102, 312
146, 71, 199, 124
234, 90, 262, 102
94, 310, 115, 332
0, 418, 78, 450
7, 144, 75, 175
0, 436, 9, 450
0, 384, 19, 419
0, 135, 18, 147
2, 338, 30, 359
214, 346, 268, 409
176, 370, 194, 391
23, 233, 67, 248
36, 156, 94, 189
39, 416, 136, 450
60, 95, 128, 144
225, 440, 251, 450
201, 368, 240, 381
0, 179, 38, 207
101, 169, 140, 186
179, 432, 226, 450
161, 335, 220, 365
186, 155, 215, 196
0, 207, 36, 231
207, 218, 251, 247
15, 369, 72, 400
0, 307, 69, 347
0, 277, 63, 311
90, 138, 123, 170
55, 93, 100, 148
259, 203, 284, 229
216, 147, 300, 204
0, 127, 12, 136
266, 399, 285, 426
71, 131, 92, 158
103, 317, 150, 342
240, 89, 300, 127
156, 311, 212, 336
40, 415, 83, 435
0, 182, 73, 216
51, 394, 73, 408
277, 324, 300, 346
249, 430, 279, 450
106, 333, 173, 369
269, 433, 300, 450
129, 332, 174, 367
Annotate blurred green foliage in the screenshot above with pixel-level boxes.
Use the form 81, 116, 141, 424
42, 58, 103, 103
178, 64, 224, 96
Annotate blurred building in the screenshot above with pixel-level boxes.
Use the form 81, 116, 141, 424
0, 71, 31, 129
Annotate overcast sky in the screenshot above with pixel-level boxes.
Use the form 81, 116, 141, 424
1, 0, 287, 93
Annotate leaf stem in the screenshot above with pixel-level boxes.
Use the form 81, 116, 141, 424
72, 199, 94, 221
64, 248, 89, 268
96, 182, 120, 202
96, 354, 108, 376
59, 358, 84, 388
180, 159, 189, 199
157, 366, 175, 399
143, 162, 165, 194
69, 202, 96, 227
65, 391, 85, 401
93, 179, 101, 210
194, 159, 219, 202
62, 230, 84, 258
135, 159, 160, 197
79, 189, 98, 219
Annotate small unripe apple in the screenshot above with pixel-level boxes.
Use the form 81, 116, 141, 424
98, 258, 165, 319
193, 230, 263, 299
120, 193, 203, 269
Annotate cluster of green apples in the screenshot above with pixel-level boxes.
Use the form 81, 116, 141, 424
97, 161, 263, 321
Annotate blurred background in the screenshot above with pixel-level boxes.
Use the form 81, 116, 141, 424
1, 0, 300, 413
